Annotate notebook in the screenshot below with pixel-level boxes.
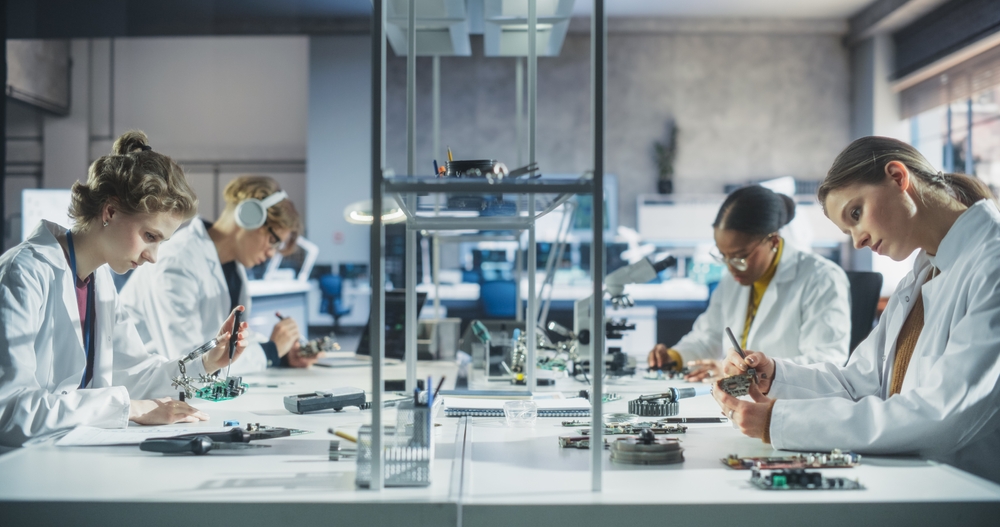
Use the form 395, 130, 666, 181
443, 397, 591, 418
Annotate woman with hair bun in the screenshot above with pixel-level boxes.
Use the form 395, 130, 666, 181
715, 136, 1000, 483
121, 175, 316, 371
648, 185, 851, 380
0, 131, 249, 447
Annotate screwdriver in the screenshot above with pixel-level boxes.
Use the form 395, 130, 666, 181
226, 308, 243, 378
140, 436, 269, 455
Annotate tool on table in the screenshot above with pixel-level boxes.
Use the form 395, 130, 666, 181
226, 308, 243, 378
720, 326, 756, 397
172, 338, 247, 401
329, 429, 357, 443
140, 436, 270, 455
284, 387, 369, 414
627, 386, 711, 417
149, 426, 251, 443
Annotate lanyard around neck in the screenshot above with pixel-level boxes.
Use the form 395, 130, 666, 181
66, 230, 96, 389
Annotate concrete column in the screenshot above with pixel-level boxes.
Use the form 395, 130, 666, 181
42, 39, 90, 191
306, 35, 372, 270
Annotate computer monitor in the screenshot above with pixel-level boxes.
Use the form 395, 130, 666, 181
356, 291, 429, 360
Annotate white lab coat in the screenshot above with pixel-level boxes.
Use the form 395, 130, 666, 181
0, 221, 208, 447
673, 241, 851, 365
119, 219, 268, 373
768, 199, 1000, 483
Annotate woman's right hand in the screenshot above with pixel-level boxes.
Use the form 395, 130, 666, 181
722, 349, 776, 395
128, 397, 209, 425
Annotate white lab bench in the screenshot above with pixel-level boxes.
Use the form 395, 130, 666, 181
1, 361, 998, 527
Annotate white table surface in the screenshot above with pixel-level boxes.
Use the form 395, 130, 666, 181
2, 362, 999, 527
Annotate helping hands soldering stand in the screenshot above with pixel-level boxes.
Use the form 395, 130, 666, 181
570, 255, 676, 378
171, 337, 248, 401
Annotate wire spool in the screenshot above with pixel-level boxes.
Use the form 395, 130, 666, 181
609, 432, 684, 465
627, 398, 679, 417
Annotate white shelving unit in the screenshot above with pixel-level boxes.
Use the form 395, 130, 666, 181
368, 0, 608, 491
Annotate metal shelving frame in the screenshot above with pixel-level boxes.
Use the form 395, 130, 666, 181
369, 0, 606, 492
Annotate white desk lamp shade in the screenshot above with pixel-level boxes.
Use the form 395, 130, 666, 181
343, 198, 406, 225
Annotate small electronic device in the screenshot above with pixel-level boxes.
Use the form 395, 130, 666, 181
750, 467, 864, 490
194, 377, 247, 401
299, 335, 340, 358
284, 387, 369, 414
720, 326, 756, 397
724, 450, 861, 470
558, 436, 609, 449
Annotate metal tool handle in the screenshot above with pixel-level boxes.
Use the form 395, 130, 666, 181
724, 327, 747, 360
140, 436, 213, 455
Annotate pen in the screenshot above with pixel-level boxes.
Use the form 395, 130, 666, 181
275, 312, 285, 321
433, 376, 446, 399
329, 429, 357, 443
660, 417, 729, 423
433, 160, 439, 176
447, 146, 453, 162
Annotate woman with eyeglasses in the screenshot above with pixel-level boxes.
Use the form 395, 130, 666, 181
714, 136, 1000, 483
120, 175, 319, 371
648, 185, 851, 380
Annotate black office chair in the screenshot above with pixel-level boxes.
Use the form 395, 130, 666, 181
846, 271, 883, 356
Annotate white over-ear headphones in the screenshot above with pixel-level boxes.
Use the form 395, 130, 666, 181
234, 190, 288, 230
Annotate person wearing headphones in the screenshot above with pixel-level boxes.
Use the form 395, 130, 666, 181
648, 185, 851, 380
121, 175, 317, 372
0, 131, 249, 447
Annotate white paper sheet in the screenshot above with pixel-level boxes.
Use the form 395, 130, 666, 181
56, 426, 233, 446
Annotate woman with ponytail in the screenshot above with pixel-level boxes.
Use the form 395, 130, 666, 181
0, 131, 249, 447
649, 185, 851, 380
714, 136, 1000, 483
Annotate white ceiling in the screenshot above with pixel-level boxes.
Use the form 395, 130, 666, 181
571, 0, 877, 19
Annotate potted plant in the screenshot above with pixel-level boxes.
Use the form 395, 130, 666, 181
654, 119, 678, 194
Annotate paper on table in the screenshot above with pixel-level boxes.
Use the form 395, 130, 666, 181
56, 425, 233, 446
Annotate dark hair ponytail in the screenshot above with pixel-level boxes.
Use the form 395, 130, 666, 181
713, 185, 796, 236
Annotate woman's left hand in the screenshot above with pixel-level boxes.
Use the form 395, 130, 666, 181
202, 306, 250, 373
712, 378, 774, 440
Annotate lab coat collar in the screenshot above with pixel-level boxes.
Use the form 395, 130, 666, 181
26, 220, 74, 272
770, 239, 801, 284
927, 200, 998, 273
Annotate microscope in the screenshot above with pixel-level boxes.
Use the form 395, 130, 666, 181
570, 255, 676, 378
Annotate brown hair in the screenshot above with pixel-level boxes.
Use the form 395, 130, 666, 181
69, 130, 198, 231
222, 175, 302, 252
818, 136, 995, 210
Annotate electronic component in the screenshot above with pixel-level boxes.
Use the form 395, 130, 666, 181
245, 423, 310, 440
223, 420, 239, 427
582, 423, 687, 436
284, 387, 369, 414
722, 327, 756, 398
299, 334, 340, 358
719, 372, 754, 397
558, 436, 608, 449
749, 467, 864, 490
171, 338, 248, 401
723, 449, 861, 470
194, 376, 248, 401
609, 429, 684, 465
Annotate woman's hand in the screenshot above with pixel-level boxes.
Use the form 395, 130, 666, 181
712, 378, 774, 440
129, 397, 209, 425
722, 349, 776, 394
684, 359, 723, 382
202, 306, 250, 373
270, 316, 301, 357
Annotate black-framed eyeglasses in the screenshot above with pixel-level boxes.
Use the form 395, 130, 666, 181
266, 225, 287, 251
710, 235, 774, 272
